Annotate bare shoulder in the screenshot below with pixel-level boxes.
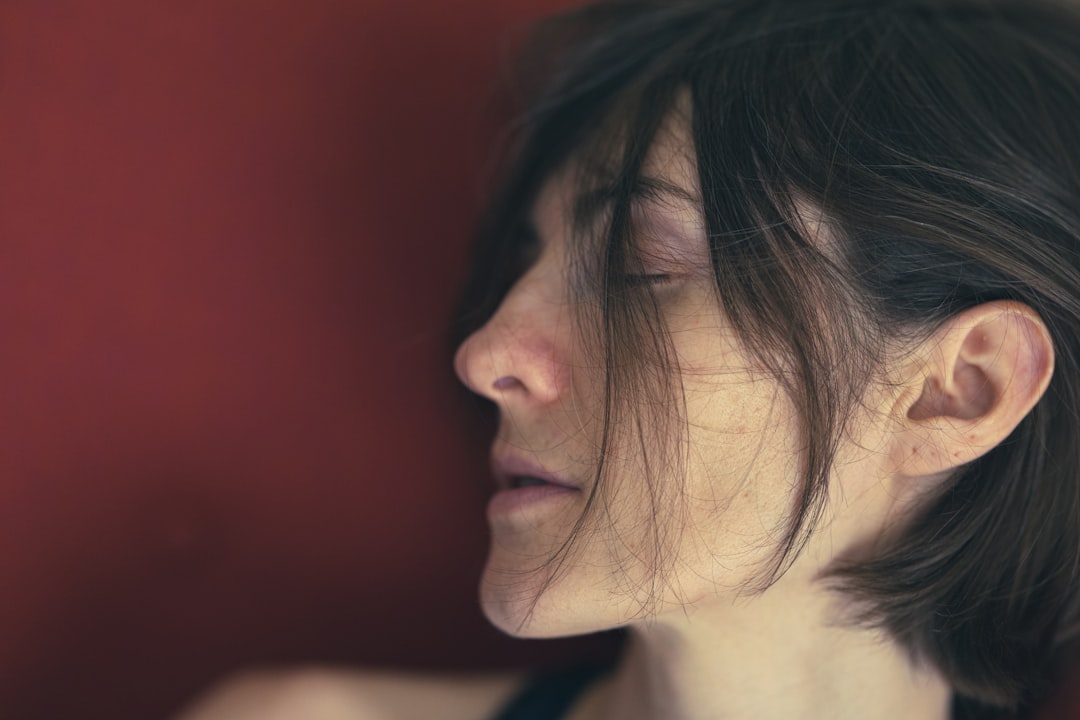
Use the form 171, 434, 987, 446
173, 666, 526, 720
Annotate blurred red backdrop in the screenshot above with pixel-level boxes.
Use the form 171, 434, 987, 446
0, 2, 619, 719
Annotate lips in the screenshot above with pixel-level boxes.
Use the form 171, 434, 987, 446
490, 453, 580, 493
509, 475, 549, 489
487, 453, 582, 518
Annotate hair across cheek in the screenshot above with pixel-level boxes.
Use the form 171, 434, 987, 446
567, 237, 809, 596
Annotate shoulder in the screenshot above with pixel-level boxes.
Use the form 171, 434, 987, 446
173, 666, 526, 720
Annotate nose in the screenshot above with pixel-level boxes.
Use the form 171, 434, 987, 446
453, 270, 568, 408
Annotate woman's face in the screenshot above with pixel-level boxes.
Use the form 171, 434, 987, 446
454, 111, 887, 638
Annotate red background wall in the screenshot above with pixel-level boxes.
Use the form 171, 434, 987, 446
0, 2, 616, 719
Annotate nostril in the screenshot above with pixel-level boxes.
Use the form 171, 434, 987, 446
493, 375, 525, 392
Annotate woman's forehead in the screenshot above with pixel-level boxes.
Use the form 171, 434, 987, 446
529, 99, 703, 237
642, 89, 699, 200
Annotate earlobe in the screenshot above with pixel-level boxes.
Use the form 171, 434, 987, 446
889, 301, 1054, 478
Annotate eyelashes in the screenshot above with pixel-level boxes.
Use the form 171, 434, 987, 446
623, 273, 675, 288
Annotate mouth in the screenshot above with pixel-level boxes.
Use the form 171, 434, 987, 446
508, 475, 551, 489
488, 459, 581, 519
491, 453, 580, 493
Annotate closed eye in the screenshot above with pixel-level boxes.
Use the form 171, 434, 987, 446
624, 273, 675, 288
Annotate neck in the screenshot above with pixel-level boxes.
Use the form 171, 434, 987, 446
578, 581, 952, 720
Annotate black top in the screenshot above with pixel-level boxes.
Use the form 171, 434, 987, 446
490, 665, 612, 720
491, 665, 1017, 719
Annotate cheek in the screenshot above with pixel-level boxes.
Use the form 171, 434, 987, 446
690, 387, 799, 514
668, 332, 804, 586
480, 296, 807, 631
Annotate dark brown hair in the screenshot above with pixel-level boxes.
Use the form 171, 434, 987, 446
456, 0, 1080, 714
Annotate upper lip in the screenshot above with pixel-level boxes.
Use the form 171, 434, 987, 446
490, 452, 581, 492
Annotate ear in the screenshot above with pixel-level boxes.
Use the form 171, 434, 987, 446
886, 301, 1054, 478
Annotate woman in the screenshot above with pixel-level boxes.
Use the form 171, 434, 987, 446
178, 0, 1080, 717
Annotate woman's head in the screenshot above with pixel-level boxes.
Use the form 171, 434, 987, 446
454, 0, 1080, 709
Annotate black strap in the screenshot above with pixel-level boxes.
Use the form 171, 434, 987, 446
490, 665, 611, 720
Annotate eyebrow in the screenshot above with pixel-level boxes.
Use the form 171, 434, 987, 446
572, 175, 701, 230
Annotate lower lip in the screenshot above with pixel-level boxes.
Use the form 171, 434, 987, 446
487, 483, 579, 518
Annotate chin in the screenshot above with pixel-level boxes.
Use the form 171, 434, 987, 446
478, 552, 622, 639
480, 592, 589, 640
478, 560, 555, 638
